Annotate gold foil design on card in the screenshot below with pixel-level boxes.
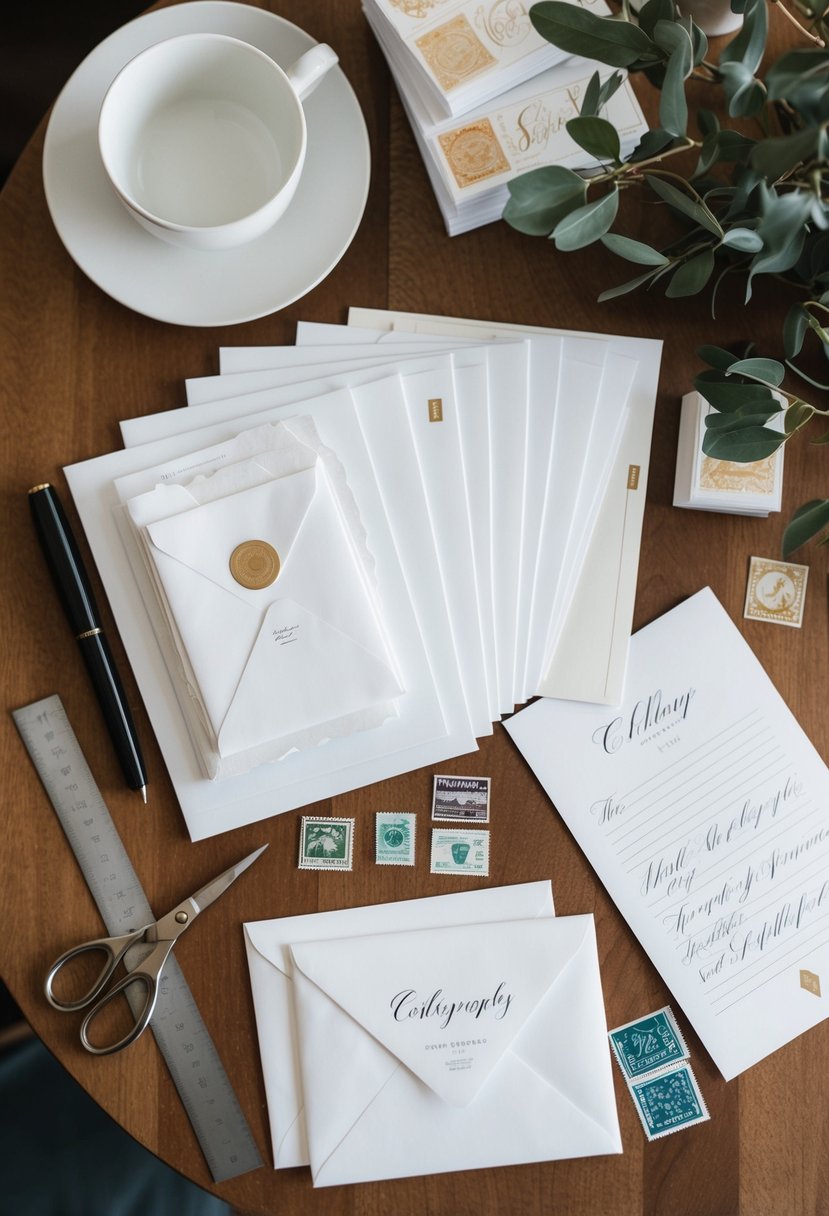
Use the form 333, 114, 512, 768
428, 397, 444, 422
438, 119, 510, 188
389, 0, 437, 15
230, 539, 281, 589
627, 465, 641, 491
416, 15, 496, 91
800, 969, 821, 996
699, 452, 776, 495
744, 556, 809, 628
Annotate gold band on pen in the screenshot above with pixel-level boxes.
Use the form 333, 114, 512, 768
28, 483, 52, 494
76, 627, 103, 641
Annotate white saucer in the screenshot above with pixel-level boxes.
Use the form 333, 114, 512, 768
42, 2, 370, 327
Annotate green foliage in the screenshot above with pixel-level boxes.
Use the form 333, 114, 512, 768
505, 0, 829, 548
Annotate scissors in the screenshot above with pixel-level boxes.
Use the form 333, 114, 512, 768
45, 844, 267, 1056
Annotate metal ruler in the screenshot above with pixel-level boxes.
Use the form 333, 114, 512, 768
13, 694, 263, 1183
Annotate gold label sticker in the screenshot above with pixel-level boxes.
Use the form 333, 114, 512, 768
416, 14, 496, 91
744, 555, 809, 628
230, 539, 280, 590
627, 464, 641, 491
438, 119, 510, 189
800, 970, 821, 997
428, 398, 444, 422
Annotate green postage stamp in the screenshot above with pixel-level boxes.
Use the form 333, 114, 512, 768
375, 813, 416, 866
298, 816, 354, 871
430, 828, 490, 875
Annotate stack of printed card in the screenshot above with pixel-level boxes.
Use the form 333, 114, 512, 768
63, 308, 661, 841
362, 0, 649, 234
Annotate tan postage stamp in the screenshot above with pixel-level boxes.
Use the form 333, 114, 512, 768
743, 556, 809, 627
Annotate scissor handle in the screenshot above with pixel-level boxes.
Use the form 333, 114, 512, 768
44, 931, 143, 1013
79, 968, 159, 1056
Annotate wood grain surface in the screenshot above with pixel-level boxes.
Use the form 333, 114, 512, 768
1, 3, 827, 1214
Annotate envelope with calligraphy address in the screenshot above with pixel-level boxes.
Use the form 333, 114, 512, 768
285, 912, 621, 1185
243, 882, 557, 1172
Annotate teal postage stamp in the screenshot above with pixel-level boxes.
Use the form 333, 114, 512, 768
629, 1064, 710, 1140
375, 813, 416, 866
298, 816, 354, 871
430, 828, 489, 875
609, 1006, 689, 1080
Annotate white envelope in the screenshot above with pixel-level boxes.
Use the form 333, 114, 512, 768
290, 915, 621, 1186
243, 881, 556, 1171
133, 460, 403, 774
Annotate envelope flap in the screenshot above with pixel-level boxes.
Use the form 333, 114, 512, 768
290, 918, 588, 1108
145, 465, 319, 598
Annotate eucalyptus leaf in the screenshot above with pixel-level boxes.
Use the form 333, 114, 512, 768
665, 248, 715, 297
597, 267, 664, 301
783, 303, 811, 358
566, 115, 622, 162
655, 20, 693, 138
581, 71, 602, 117
784, 400, 815, 432
750, 127, 821, 181
697, 344, 740, 371
597, 71, 625, 110
694, 372, 779, 411
764, 49, 829, 101
719, 61, 767, 119
719, 0, 768, 75
638, 0, 675, 39
703, 409, 781, 430
721, 227, 763, 252
553, 187, 619, 250
782, 498, 829, 554
601, 233, 670, 265
629, 128, 676, 162
504, 165, 586, 235
690, 18, 708, 66
726, 356, 785, 384
702, 425, 786, 461
530, 3, 660, 67
646, 174, 723, 236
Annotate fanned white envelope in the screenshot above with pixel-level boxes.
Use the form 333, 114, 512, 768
289, 914, 620, 1186
129, 456, 403, 776
243, 881, 555, 1171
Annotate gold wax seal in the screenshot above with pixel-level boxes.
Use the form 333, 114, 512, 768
229, 540, 280, 589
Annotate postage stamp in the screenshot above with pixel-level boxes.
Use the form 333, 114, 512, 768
430, 828, 489, 876
744, 556, 809, 627
609, 1006, 689, 1081
375, 813, 416, 866
298, 816, 354, 871
432, 774, 491, 823
629, 1063, 710, 1141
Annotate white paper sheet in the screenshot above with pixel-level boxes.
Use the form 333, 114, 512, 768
506, 588, 829, 1080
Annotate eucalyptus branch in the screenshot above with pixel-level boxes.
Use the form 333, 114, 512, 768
770, 0, 826, 45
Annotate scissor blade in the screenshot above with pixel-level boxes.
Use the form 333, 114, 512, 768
188, 844, 268, 914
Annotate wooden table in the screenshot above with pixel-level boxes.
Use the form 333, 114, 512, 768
1, 3, 827, 1213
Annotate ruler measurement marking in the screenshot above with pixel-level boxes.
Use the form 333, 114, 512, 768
13, 694, 262, 1183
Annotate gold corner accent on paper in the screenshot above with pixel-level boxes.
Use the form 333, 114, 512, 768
627, 464, 641, 491
800, 969, 821, 997
428, 398, 444, 423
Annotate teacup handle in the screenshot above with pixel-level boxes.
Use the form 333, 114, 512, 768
286, 44, 338, 102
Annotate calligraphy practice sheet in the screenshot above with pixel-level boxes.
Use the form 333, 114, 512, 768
506, 588, 829, 1079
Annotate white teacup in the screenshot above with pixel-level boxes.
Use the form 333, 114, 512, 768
98, 33, 338, 251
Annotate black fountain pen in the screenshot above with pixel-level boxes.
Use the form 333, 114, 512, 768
28, 483, 148, 802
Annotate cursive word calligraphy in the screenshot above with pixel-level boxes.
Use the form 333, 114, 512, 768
391, 982, 513, 1029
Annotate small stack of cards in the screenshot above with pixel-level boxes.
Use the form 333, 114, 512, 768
673, 390, 784, 517
63, 307, 662, 841
362, 0, 650, 233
